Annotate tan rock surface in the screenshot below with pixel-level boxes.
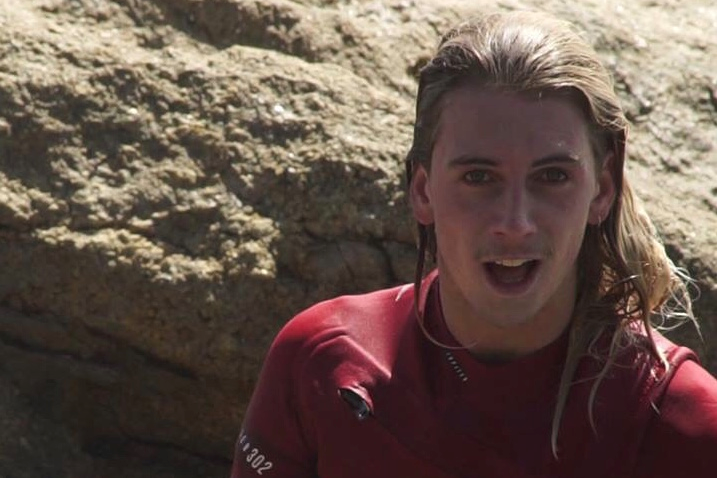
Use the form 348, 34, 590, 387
0, 0, 714, 476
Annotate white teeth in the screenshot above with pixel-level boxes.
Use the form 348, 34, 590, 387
494, 259, 530, 267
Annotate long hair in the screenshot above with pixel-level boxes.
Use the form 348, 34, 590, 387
405, 11, 695, 457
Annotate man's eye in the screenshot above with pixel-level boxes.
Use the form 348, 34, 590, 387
463, 170, 492, 183
539, 168, 568, 182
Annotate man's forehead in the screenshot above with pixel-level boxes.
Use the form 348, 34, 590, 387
438, 87, 587, 134
435, 86, 592, 149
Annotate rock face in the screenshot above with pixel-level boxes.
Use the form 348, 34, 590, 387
0, 0, 714, 476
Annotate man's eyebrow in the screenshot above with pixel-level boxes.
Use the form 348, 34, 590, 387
447, 155, 497, 167
447, 153, 582, 168
532, 153, 581, 167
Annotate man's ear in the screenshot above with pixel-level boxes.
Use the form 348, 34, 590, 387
588, 153, 617, 225
410, 165, 435, 226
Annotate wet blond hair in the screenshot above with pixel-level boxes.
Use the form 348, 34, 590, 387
405, 11, 695, 457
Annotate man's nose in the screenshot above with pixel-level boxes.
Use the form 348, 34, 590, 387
488, 185, 538, 239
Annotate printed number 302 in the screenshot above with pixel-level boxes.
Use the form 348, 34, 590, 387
239, 431, 273, 475
246, 447, 273, 475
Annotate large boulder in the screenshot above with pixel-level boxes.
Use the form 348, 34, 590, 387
0, 0, 714, 476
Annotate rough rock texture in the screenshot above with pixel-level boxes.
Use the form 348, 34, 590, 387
0, 0, 714, 476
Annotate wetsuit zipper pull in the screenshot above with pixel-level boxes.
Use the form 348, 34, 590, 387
339, 388, 371, 421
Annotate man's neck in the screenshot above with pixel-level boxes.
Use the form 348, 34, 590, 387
437, 274, 576, 362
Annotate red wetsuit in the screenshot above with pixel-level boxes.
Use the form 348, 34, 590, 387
231, 272, 716, 477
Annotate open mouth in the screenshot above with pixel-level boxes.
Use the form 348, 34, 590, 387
484, 259, 540, 293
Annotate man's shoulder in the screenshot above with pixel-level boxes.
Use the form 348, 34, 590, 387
634, 358, 716, 477
659, 359, 717, 431
633, 330, 716, 451
270, 282, 418, 360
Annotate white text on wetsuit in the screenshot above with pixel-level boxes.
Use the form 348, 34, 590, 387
238, 430, 274, 475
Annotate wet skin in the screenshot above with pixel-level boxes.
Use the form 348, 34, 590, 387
410, 87, 616, 361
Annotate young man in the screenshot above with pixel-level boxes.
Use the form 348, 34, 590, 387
231, 11, 716, 478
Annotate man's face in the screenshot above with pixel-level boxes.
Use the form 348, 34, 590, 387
410, 87, 615, 341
